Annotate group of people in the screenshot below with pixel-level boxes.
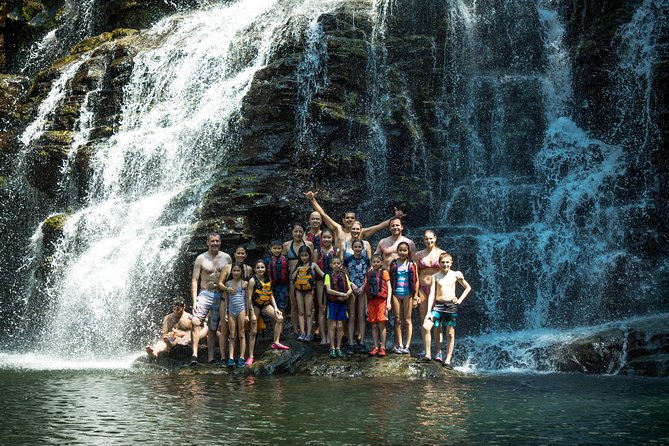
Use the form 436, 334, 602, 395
146, 191, 472, 370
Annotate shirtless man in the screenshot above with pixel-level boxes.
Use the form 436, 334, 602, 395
304, 191, 405, 255
374, 217, 417, 269
189, 233, 232, 365
146, 299, 205, 359
419, 252, 472, 369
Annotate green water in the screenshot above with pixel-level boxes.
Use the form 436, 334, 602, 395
1, 368, 667, 445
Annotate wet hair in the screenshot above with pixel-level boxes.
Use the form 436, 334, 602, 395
424, 229, 441, 249
371, 254, 383, 262
234, 245, 247, 255
291, 222, 306, 234
270, 239, 282, 248
172, 298, 185, 308
389, 217, 402, 227
207, 232, 221, 241
343, 211, 356, 218
297, 245, 312, 266
230, 262, 244, 274
397, 241, 410, 252
439, 252, 453, 261
351, 220, 363, 230
253, 259, 270, 281
330, 256, 342, 265
321, 228, 333, 238
352, 239, 364, 248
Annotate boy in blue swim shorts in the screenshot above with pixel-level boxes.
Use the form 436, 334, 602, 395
324, 257, 352, 359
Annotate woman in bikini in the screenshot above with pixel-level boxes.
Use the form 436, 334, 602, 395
414, 230, 446, 359
341, 220, 373, 261
283, 223, 316, 336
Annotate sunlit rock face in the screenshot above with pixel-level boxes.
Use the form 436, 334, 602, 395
0, 0, 667, 372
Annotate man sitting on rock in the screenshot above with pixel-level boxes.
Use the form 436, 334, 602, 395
146, 299, 206, 359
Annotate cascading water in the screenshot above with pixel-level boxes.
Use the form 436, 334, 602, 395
20, 0, 102, 75
3, 0, 666, 372
13, 0, 349, 361
436, 0, 667, 371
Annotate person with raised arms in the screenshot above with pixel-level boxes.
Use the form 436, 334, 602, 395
303, 191, 405, 255
189, 233, 232, 366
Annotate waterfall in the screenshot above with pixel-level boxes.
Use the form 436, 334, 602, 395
20, 0, 101, 75
4, 0, 666, 371
447, 0, 667, 370
18, 0, 347, 360
295, 17, 328, 159
363, 0, 393, 210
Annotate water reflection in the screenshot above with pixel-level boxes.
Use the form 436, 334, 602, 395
0, 370, 667, 444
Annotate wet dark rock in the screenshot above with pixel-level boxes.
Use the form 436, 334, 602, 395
138, 337, 457, 378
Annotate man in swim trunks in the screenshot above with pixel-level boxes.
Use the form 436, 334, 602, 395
419, 252, 472, 368
146, 299, 203, 359
190, 232, 232, 365
374, 217, 417, 269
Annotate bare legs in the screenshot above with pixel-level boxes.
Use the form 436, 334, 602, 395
228, 311, 247, 360
391, 295, 413, 351
295, 291, 314, 338
247, 305, 285, 359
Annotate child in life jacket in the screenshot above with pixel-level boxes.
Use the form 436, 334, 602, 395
389, 241, 419, 355
365, 254, 392, 357
265, 240, 290, 312
315, 229, 337, 345
324, 256, 352, 359
223, 263, 249, 368
247, 259, 289, 365
343, 238, 370, 355
291, 245, 324, 342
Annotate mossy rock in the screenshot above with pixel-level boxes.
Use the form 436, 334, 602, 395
41, 213, 68, 251
69, 28, 139, 56
38, 130, 76, 145
21, 1, 44, 22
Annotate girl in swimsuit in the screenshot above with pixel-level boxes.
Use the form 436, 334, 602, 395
223, 263, 249, 368
216, 245, 252, 363
315, 229, 336, 345
282, 223, 316, 336
343, 239, 371, 354
290, 245, 324, 341
389, 241, 419, 354
247, 259, 289, 365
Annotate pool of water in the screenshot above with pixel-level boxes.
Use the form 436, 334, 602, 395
1, 362, 667, 445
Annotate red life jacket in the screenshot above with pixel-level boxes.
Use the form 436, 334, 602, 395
327, 272, 349, 302
317, 247, 335, 277
266, 255, 288, 285
365, 269, 388, 299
